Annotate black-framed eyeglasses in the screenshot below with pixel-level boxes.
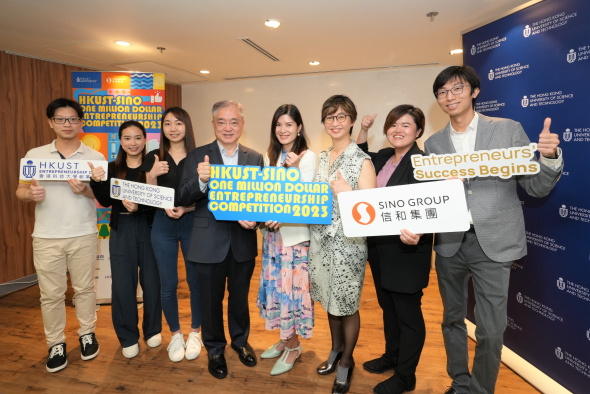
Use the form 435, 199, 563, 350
52, 117, 82, 124
324, 114, 351, 124
436, 84, 469, 99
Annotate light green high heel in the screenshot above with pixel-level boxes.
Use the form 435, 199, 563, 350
261, 340, 286, 359
270, 343, 302, 376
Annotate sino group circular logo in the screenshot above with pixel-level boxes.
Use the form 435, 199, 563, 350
352, 202, 376, 225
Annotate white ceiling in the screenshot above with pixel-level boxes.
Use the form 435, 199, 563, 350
0, 0, 534, 84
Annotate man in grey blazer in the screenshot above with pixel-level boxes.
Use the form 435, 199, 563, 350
424, 66, 563, 394
179, 100, 264, 379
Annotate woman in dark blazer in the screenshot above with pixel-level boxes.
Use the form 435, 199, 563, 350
356, 105, 433, 394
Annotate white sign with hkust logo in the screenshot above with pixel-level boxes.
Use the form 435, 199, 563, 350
110, 178, 175, 209
20, 158, 107, 181
338, 179, 470, 237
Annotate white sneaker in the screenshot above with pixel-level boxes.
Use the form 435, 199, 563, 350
185, 332, 203, 360
147, 333, 162, 348
122, 343, 139, 359
167, 333, 185, 362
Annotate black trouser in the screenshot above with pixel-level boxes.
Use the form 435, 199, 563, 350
368, 254, 426, 377
194, 248, 255, 355
110, 214, 162, 347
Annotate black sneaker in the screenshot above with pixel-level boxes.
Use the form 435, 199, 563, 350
79, 333, 100, 360
46, 343, 68, 373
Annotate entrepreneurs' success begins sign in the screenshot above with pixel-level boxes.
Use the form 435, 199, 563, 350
208, 165, 332, 224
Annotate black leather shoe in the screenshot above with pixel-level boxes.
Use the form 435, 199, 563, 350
231, 342, 257, 367
208, 354, 228, 379
373, 373, 416, 394
317, 351, 342, 375
444, 387, 458, 394
363, 355, 396, 374
332, 363, 354, 394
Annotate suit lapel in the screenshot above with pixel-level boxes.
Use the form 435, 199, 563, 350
436, 123, 456, 154
237, 145, 247, 166
386, 143, 419, 187
208, 141, 224, 165
474, 113, 495, 150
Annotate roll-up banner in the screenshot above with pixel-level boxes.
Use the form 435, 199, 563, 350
463, 0, 590, 391
72, 72, 165, 303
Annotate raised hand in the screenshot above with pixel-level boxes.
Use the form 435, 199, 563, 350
29, 179, 46, 201
284, 150, 307, 169
537, 117, 559, 158
88, 162, 105, 182
198, 155, 211, 183
149, 155, 169, 178
330, 170, 352, 196
361, 113, 377, 133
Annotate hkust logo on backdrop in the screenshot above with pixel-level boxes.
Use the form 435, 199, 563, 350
563, 129, 573, 142
567, 49, 577, 63
555, 347, 564, 360
471, 45, 476, 55
559, 205, 569, 218
516, 292, 524, 304
521, 96, 529, 107
523, 25, 531, 37
557, 277, 566, 291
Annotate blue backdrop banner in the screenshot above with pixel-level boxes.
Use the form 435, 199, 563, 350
463, 0, 590, 391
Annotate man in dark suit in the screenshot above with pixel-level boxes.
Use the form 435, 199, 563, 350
425, 66, 563, 394
179, 100, 264, 379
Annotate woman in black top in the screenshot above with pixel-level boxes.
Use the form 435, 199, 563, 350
142, 107, 201, 362
356, 105, 434, 394
90, 120, 162, 359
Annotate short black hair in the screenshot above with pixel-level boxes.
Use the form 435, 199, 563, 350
46, 98, 84, 119
433, 65, 481, 108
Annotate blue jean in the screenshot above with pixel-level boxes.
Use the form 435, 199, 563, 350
151, 209, 201, 332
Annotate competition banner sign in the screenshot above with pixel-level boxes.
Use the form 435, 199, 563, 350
412, 144, 540, 180
110, 178, 174, 209
338, 179, 469, 237
207, 165, 332, 224
19, 159, 108, 181
72, 71, 164, 161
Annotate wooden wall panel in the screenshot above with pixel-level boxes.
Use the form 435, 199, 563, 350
0, 51, 181, 283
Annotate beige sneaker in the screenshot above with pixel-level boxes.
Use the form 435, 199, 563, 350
185, 332, 203, 360
167, 333, 185, 362
122, 343, 139, 359
147, 333, 162, 348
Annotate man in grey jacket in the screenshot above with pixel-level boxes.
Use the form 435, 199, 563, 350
424, 66, 563, 394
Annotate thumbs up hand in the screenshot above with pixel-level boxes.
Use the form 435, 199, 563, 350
284, 150, 307, 169
88, 162, 105, 182
148, 155, 169, 180
198, 155, 211, 183
30, 179, 46, 201
361, 113, 377, 133
537, 117, 559, 158
330, 170, 352, 196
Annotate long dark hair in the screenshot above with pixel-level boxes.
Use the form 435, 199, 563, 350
158, 107, 196, 160
267, 104, 309, 167
114, 120, 146, 181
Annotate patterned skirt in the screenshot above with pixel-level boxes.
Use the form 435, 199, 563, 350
256, 230, 314, 339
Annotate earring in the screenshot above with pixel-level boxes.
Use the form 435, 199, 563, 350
297, 132, 300, 136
